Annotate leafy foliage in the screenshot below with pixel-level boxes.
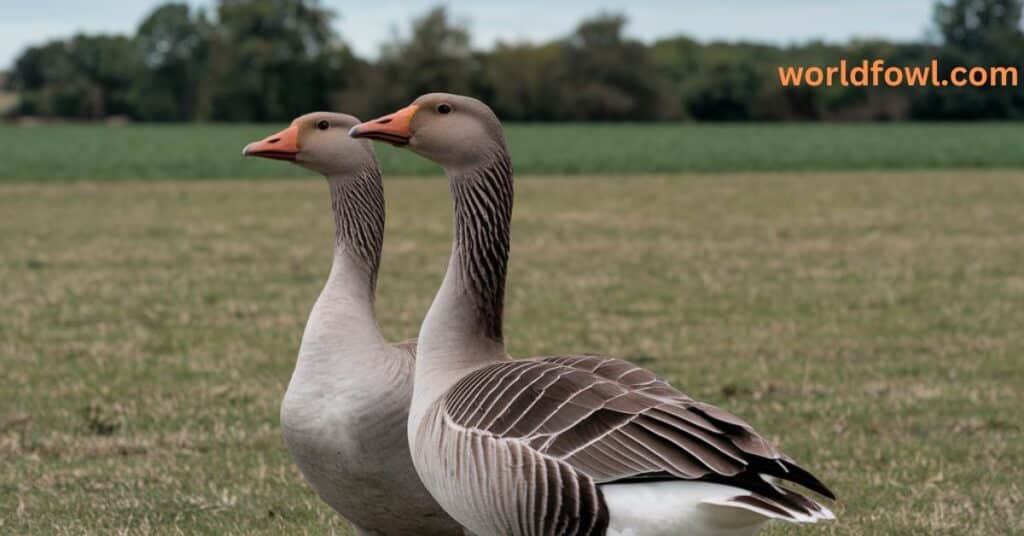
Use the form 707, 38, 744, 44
6, 0, 1024, 121
10, 35, 138, 118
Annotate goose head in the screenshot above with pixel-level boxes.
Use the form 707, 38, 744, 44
350, 93, 507, 172
244, 112, 377, 176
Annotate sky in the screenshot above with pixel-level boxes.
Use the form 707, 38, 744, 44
0, 0, 937, 69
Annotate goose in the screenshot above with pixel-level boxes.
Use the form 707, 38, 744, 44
242, 112, 462, 535
350, 94, 836, 536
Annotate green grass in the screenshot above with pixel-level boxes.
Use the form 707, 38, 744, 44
2, 172, 1023, 533
4, 122, 1024, 181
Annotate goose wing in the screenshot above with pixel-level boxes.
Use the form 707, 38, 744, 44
441, 355, 834, 524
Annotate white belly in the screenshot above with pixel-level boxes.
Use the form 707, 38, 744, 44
602, 481, 769, 536
281, 385, 408, 519
280, 364, 460, 534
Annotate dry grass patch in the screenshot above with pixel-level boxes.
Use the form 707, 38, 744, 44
2, 171, 1023, 533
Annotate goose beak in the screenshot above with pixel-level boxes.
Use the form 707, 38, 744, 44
243, 124, 300, 161
349, 104, 419, 147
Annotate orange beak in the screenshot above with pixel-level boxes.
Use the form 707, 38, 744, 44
349, 104, 419, 146
243, 124, 300, 161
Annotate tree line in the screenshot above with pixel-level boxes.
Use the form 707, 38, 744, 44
6, 0, 1024, 122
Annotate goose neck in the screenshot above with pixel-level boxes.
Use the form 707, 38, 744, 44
328, 167, 385, 295
298, 167, 387, 360
417, 151, 514, 377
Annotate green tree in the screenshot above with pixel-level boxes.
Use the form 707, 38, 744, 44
133, 3, 210, 120
204, 0, 351, 121
482, 13, 663, 121
560, 14, 661, 120
9, 35, 137, 118
367, 6, 476, 113
481, 42, 568, 120
935, 0, 1023, 49
922, 0, 1024, 118
650, 36, 702, 119
683, 53, 763, 121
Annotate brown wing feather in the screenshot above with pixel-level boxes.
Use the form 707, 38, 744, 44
442, 355, 835, 502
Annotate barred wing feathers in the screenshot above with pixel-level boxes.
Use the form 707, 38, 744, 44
440, 355, 834, 529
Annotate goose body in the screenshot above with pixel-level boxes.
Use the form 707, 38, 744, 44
280, 262, 451, 534
410, 355, 834, 535
244, 113, 461, 535
352, 95, 835, 535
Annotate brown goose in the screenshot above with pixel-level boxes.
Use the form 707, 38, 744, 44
243, 112, 462, 535
351, 95, 836, 536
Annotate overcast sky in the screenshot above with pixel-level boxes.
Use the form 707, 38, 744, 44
1, 0, 937, 69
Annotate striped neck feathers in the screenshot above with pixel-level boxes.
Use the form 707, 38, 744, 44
328, 166, 385, 297
449, 151, 514, 342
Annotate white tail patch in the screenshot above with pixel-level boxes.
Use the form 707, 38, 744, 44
602, 479, 833, 536
702, 494, 835, 524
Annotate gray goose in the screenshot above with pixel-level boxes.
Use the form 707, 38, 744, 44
243, 112, 462, 535
351, 94, 836, 536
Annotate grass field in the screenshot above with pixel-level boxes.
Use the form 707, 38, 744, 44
5, 122, 1024, 180
2, 171, 1022, 534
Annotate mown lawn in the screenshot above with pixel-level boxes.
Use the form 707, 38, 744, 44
2, 172, 1022, 534
4, 122, 1024, 180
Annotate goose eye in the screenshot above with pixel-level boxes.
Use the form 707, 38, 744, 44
437, 103, 452, 114
316, 120, 330, 130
